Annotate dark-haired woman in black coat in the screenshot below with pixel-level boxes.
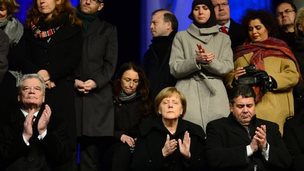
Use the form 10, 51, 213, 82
111, 62, 151, 171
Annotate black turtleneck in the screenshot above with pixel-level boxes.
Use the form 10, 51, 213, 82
150, 31, 176, 62
76, 9, 99, 31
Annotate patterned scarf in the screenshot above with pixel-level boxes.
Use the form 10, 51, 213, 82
234, 37, 299, 101
31, 21, 60, 39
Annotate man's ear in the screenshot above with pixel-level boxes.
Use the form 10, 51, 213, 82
17, 95, 20, 102
298, 25, 303, 32
229, 103, 233, 113
98, 3, 104, 11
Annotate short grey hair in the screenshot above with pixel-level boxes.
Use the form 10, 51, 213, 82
18, 73, 46, 95
295, 7, 304, 36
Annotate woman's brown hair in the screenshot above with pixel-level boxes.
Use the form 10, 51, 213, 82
25, 0, 81, 28
0, 0, 19, 16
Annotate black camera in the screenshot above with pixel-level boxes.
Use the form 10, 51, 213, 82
244, 65, 258, 75
238, 65, 261, 85
236, 65, 274, 93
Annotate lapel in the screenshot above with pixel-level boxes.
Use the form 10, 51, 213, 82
9, 108, 26, 133
228, 114, 254, 143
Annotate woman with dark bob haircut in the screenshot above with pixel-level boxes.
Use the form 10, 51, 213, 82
226, 9, 300, 134
131, 87, 207, 171
110, 62, 151, 171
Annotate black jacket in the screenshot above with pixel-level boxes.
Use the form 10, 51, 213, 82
228, 19, 246, 51
131, 117, 207, 171
15, 19, 83, 149
0, 106, 72, 171
143, 32, 177, 101
75, 17, 118, 137
114, 94, 147, 139
206, 114, 291, 171
283, 114, 304, 171
291, 34, 304, 116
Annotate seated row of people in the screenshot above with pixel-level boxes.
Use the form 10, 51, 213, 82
132, 85, 303, 171
0, 70, 302, 171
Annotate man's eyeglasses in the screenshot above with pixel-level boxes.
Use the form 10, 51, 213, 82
214, 2, 229, 9
276, 9, 295, 17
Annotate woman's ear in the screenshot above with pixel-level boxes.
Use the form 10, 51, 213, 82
180, 109, 183, 117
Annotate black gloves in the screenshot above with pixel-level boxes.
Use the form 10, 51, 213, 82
253, 71, 277, 93
235, 68, 277, 93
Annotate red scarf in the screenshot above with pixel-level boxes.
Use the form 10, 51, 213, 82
234, 37, 299, 101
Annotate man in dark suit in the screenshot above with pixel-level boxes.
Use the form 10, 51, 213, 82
143, 9, 178, 101
283, 114, 304, 171
205, 85, 291, 171
75, 0, 118, 170
0, 29, 8, 83
211, 0, 246, 50
0, 74, 72, 171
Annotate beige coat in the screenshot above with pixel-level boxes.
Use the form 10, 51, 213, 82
169, 24, 233, 130
226, 52, 299, 134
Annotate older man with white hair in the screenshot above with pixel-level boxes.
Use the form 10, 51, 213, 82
0, 74, 72, 171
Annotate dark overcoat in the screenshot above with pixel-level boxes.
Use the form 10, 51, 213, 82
75, 18, 118, 136
228, 19, 246, 50
0, 106, 72, 171
131, 117, 207, 171
0, 29, 8, 82
15, 23, 82, 148
283, 114, 304, 171
291, 35, 304, 116
206, 114, 292, 171
142, 32, 177, 101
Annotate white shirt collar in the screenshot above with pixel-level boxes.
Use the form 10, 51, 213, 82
20, 109, 39, 118
217, 20, 231, 30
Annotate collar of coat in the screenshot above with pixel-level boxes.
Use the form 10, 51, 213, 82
186, 24, 219, 44
139, 116, 205, 139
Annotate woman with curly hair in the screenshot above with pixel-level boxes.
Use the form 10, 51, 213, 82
226, 9, 299, 134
